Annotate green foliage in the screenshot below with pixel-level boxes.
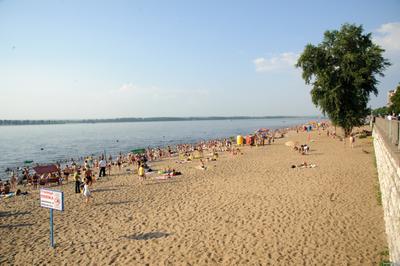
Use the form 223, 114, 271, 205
296, 23, 390, 136
372, 106, 389, 117
379, 247, 391, 266
380, 249, 389, 257
388, 84, 400, 114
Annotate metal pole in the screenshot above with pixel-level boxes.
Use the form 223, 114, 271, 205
50, 209, 54, 248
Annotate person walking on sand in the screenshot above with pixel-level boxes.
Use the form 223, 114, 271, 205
74, 170, 81, 194
83, 179, 92, 204
98, 157, 107, 178
349, 134, 355, 148
84, 167, 93, 185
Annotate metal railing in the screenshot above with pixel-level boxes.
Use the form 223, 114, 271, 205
375, 117, 400, 146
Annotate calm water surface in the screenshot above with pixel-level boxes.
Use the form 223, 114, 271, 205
0, 118, 315, 178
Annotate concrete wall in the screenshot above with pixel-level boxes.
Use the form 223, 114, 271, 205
373, 128, 400, 265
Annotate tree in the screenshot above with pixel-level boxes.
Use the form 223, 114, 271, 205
296, 23, 390, 136
372, 106, 388, 117
388, 83, 400, 115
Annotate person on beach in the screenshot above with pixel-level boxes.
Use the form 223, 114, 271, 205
83, 179, 91, 204
0, 180, 4, 194
30, 174, 39, 189
84, 167, 93, 186
74, 170, 81, 193
63, 165, 70, 182
349, 134, 355, 148
10, 173, 17, 190
1, 181, 11, 194
71, 159, 77, 170
117, 156, 122, 171
303, 144, 310, 155
22, 168, 28, 184
88, 156, 93, 168
138, 163, 145, 180
84, 160, 90, 169
107, 161, 112, 176
98, 157, 107, 178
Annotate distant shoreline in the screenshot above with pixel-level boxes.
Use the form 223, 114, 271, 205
0, 116, 322, 126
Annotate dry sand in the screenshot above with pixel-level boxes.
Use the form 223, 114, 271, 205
0, 129, 388, 265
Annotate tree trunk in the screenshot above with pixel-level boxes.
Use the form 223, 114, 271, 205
343, 127, 352, 137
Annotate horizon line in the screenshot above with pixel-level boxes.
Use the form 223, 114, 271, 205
0, 115, 324, 126
1, 115, 323, 121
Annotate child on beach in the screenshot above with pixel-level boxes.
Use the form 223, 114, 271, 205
138, 164, 145, 180
83, 179, 91, 204
107, 162, 112, 176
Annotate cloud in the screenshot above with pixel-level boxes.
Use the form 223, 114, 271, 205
118, 83, 153, 93
118, 83, 135, 92
253, 52, 299, 72
373, 22, 400, 53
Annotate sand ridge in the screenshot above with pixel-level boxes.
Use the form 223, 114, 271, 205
0, 129, 387, 265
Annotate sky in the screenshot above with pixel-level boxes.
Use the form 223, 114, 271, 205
0, 0, 399, 119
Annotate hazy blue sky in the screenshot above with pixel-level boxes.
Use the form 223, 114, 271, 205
1, 0, 399, 119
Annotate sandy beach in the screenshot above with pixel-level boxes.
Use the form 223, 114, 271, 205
0, 129, 388, 265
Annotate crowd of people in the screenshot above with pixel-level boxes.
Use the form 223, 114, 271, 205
1, 126, 312, 202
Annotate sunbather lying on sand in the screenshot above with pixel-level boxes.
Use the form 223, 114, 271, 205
230, 148, 243, 156
206, 152, 218, 161
154, 167, 182, 180
291, 161, 317, 169
158, 167, 181, 176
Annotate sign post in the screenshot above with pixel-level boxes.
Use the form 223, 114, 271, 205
50, 209, 54, 247
40, 188, 64, 248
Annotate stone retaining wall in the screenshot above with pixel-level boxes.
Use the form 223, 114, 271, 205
373, 128, 400, 265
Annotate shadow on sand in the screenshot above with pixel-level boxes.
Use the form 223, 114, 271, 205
0, 211, 31, 218
96, 200, 133, 206
309, 152, 324, 156
93, 188, 118, 193
0, 223, 35, 229
124, 232, 172, 240
145, 180, 181, 186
